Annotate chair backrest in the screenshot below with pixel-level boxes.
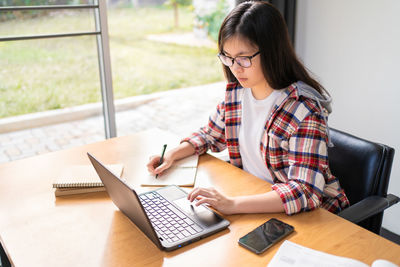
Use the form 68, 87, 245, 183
328, 128, 395, 233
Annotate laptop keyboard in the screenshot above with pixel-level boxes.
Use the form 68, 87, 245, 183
139, 191, 203, 243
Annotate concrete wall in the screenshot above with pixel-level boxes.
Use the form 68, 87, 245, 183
295, 0, 400, 234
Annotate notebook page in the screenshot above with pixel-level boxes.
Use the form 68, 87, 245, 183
141, 155, 199, 187
268, 240, 369, 267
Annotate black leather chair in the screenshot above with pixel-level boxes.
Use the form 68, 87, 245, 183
328, 128, 399, 234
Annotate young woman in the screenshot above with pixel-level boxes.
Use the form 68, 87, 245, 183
147, 1, 349, 215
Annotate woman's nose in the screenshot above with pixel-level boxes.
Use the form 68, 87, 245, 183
231, 61, 244, 73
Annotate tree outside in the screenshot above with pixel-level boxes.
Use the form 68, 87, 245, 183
164, 0, 192, 28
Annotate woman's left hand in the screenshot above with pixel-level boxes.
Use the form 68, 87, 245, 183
187, 187, 236, 215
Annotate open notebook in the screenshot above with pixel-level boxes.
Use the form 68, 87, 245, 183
268, 240, 398, 267
140, 154, 199, 187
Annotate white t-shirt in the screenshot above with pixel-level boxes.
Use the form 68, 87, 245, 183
239, 88, 282, 183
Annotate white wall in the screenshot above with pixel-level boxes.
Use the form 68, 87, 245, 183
295, 0, 400, 234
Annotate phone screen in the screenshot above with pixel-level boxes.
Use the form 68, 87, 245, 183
238, 218, 294, 254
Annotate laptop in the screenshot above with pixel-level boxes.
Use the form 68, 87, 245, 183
87, 152, 230, 251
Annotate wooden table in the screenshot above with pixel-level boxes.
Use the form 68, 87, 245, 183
1, 129, 399, 267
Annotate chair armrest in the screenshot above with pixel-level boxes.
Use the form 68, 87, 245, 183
387, 193, 400, 206
338, 194, 400, 224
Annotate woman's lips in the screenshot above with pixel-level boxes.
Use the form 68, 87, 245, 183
238, 77, 248, 83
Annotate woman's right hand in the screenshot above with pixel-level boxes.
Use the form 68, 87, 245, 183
146, 142, 196, 176
146, 151, 175, 176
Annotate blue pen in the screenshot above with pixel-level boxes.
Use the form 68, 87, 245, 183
156, 144, 167, 179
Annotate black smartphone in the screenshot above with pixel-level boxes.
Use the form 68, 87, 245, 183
238, 218, 294, 254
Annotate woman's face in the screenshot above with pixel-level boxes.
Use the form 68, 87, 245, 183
222, 35, 267, 91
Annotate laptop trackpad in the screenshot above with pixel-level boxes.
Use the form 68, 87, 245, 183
174, 198, 223, 226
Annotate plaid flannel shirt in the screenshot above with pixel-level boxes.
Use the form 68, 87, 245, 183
182, 82, 349, 215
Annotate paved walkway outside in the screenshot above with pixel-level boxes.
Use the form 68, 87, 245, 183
0, 82, 226, 164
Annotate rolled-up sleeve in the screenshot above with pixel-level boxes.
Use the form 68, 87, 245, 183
272, 113, 328, 215
182, 101, 227, 155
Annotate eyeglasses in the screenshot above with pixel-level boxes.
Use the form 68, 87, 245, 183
217, 51, 260, 68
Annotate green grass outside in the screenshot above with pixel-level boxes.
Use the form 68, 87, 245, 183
0, 6, 224, 118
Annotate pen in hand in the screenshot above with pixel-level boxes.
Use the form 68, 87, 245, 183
155, 144, 167, 179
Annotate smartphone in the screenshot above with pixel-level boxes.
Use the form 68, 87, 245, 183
238, 218, 294, 254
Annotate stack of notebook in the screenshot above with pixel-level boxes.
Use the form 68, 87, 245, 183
52, 164, 124, 196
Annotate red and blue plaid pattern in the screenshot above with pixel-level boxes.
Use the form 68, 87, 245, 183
182, 82, 349, 215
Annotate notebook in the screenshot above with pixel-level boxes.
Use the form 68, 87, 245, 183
54, 186, 106, 197
87, 152, 230, 251
141, 155, 199, 187
268, 240, 399, 267
53, 164, 124, 188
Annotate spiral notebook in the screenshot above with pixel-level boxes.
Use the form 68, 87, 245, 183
54, 186, 106, 197
53, 164, 124, 188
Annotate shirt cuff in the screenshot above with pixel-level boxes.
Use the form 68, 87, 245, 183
271, 183, 295, 215
181, 136, 207, 155
271, 182, 321, 215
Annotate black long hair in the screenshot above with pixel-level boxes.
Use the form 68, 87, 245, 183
218, 1, 324, 93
